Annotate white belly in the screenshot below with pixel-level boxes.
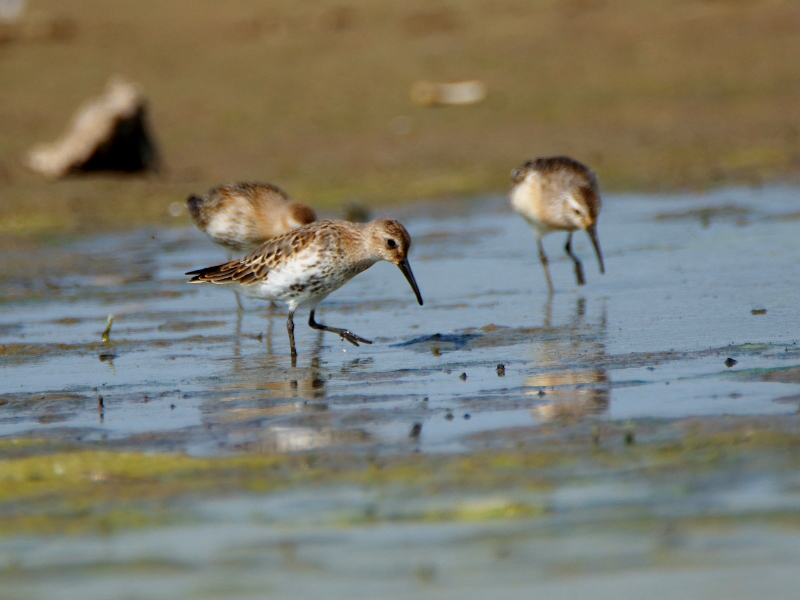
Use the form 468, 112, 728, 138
232, 249, 371, 310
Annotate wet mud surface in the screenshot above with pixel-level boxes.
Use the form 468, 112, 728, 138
1, 187, 800, 598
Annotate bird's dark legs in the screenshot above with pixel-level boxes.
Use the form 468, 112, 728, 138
227, 252, 245, 312
287, 309, 297, 363
308, 309, 373, 347
587, 223, 605, 275
538, 238, 554, 294
564, 232, 586, 286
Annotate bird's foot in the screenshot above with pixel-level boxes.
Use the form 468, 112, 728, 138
340, 330, 373, 347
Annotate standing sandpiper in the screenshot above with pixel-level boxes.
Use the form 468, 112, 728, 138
186, 218, 424, 359
186, 182, 316, 309
510, 156, 605, 293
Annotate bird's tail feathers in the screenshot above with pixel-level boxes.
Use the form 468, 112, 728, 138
186, 261, 236, 283
187, 258, 265, 285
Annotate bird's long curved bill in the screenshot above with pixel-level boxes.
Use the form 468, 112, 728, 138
398, 258, 424, 306
587, 223, 605, 274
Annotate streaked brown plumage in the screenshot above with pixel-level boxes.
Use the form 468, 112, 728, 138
510, 156, 605, 293
186, 182, 316, 254
187, 218, 424, 359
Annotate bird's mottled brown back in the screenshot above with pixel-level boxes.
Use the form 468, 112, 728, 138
219, 182, 289, 208
187, 182, 290, 230
186, 220, 341, 285
186, 182, 318, 253
526, 157, 596, 188
512, 156, 594, 189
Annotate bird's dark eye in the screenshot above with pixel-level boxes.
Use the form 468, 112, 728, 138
386, 238, 397, 249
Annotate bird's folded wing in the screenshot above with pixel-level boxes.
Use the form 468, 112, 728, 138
186, 223, 324, 285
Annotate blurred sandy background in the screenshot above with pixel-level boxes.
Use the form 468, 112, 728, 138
1, 0, 799, 236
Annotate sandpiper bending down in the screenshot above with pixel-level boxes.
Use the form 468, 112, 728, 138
186, 182, 316, 254
186, 182, 316, 309
510, 156, 605, 293
186, 218, 424, 358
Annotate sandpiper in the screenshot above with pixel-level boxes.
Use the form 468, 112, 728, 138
510, 156, 605, 293
186, 182, 316, 255
186, 182, 316, 309
186, 218, 424, 358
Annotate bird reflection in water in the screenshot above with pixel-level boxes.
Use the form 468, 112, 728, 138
204, 310, 370, 452
525, 296, 610, 422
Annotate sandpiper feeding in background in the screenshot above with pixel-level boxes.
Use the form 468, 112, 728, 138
186, 182, 316, 309
186, 218, 424, 359
186, 182, 316, 254
510, 156, 605, 293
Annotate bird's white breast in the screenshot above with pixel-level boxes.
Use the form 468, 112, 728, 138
511, 172, 550, 234
238, 244, 362, 312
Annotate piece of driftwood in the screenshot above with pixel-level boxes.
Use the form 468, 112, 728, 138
410, 80, 487, 107
26, 77, 160, 178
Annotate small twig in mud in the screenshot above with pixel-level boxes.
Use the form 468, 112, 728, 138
101, 315, 113, 342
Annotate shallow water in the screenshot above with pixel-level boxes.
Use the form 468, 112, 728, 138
2, 186, 800, 598
2, 186, 799, 452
